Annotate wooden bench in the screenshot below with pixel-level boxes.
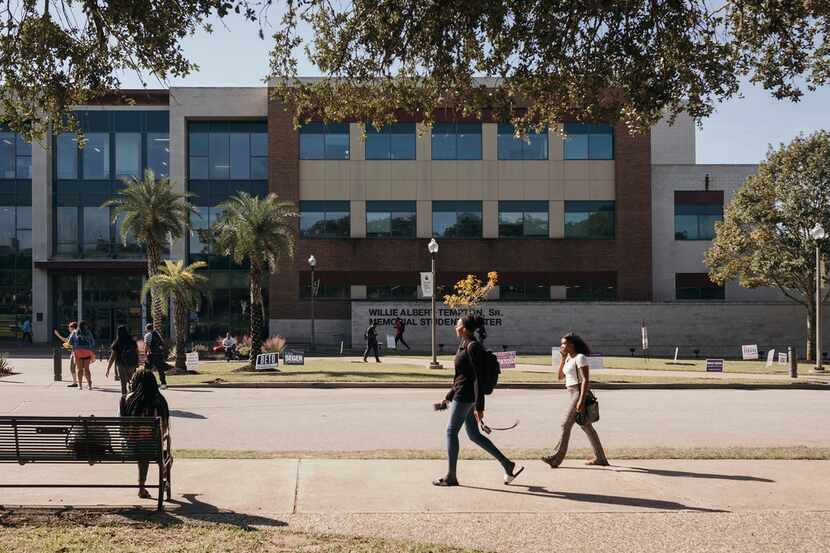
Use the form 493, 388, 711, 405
0, 416, 173, 511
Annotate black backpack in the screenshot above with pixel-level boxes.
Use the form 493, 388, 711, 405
148, 330, 166, 356
466, 343, 501, 395
119, 340, 139, 367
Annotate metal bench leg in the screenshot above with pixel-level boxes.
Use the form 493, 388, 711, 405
166, 464, 172, 501
157, 463, 165, 512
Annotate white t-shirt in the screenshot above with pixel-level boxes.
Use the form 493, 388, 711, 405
563, 353, 588, 387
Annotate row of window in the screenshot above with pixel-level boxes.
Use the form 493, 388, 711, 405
55, 206, 141, 258
0, 133, 32, 179
188, 122, 268, 181
674, 192, 724, 241
299, 200, 615, 240
56, 132, 170, 180
299, 122, 614, 161
0, 206, 32, 256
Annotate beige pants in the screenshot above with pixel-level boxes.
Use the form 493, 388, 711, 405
550, 386, 607, 463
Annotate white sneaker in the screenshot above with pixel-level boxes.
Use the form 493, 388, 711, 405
160, 384, 167, 390
504, 465, 525, 485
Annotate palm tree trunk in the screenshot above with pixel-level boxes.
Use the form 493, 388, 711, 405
248, 262, 264, 370
174, 300, 187, 370
146, 241, 165, 335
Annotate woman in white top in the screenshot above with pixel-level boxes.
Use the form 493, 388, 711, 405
542, 333, 609, 468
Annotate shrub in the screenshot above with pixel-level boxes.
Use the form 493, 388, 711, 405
262, 335, 286, 353
237, 335, 253, 359
0, 352, 13, 376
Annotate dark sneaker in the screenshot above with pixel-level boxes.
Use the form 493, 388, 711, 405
67, 383, 78, 388
585, 458, 610, 466
541, 456, 560, 469
504, 462, 525, 484
432, 476, 459, 487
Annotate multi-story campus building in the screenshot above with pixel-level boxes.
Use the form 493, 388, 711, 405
0, 86, 812, 356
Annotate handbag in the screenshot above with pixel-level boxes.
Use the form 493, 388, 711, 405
574, 361, 600, 426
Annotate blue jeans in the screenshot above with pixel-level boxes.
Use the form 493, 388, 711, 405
446, 400, 511, 478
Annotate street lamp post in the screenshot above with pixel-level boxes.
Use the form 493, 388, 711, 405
308, 254, 317, 353
427, 239, 442, 369
810, 223, 826, 372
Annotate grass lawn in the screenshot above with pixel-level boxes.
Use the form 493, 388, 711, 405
515, 354, 810, 374
0, 511, 482, 553
165, 358, 826, 386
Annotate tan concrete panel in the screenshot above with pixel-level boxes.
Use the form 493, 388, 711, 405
589, 160, 615, 181
365, 161, 391, 181
483, 179, 499, 201
394, 161, 419, 181
349, 179, 366, 200
525, 161, 550, 181
590, 179, 616, 201
549, 161, 565, 183
416, 123, 431, 160
366, 181, 391, 200
416, 179, 431, 201
457, 180, 484, 200
417, 161, 432, 185
482, 160, 499, 180
564, 181, 591, 200
498, 180, 525, 200
349, 160, 366, 184
525, 180, 548, 200
350, 201, 366, 238
549, 200, 564, 239
548, 179, 565, 201
549, 123, 564, 161
350, 285, 367, 299
457, 161, 485, 181
390, 180, 418, 200
482, 123, 498, 160
432, 179, 458, 200
299, 180, 326, 200
325, 180, 350, 200
498, 161, 524, 181
299, 160, 326, 181
564, 160, 590, 181
416, 200, 432, 238
324, 161, 351, 182
431, 160, 458, 181
483, 200, 499, 238
349, 123, 364, 161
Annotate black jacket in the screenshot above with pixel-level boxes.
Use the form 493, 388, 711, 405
445, 337, 486, 411
365, 326, 378, 343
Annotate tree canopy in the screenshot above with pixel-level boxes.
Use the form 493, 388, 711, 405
1, 2, 828, 141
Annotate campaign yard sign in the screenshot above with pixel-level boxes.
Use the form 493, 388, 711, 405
706, 358, 725, 372
283, 350, 305, 365
185, 352, 199, 371
386, 335, 396, 349
778, 352, 789, 365
255, 352, 278, 370
741, 344, 759, 361
495, 351, 517, 369
766, 349, 776, 368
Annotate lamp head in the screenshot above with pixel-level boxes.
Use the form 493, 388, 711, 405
427, 238, 439, 254
308, 254, 317, 268
810, 223, 827, 241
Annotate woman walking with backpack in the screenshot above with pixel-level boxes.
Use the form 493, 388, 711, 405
433, 314, 524, 487
542, 333, 609, 468
68, 321, 96, 390
106, 325, 140, 395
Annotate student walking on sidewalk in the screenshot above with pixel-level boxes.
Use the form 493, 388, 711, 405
393, 317, 411, 350
433, 314, 524, 487
143, 323, 169, 389
106, 325, 140, 395
363, 321, 381, 363
542, 333, 609, 468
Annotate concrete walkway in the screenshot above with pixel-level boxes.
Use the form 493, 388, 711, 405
2, 459, 828, 514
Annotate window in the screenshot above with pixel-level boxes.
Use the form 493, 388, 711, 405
367, 284, 418, 300
500, 281, 550, 300
82, 207, 111, 256
147, 134, 170, 178
115, 133, 141, 178
366, 201, 416, 238
564, 274, 618, 300
497, 124, 548, 160
676, 273, 725, 300
82, 133, 110, 179
299, 123, 349, 160
189, 125, 268, 180
56, 207, 78, 255
431, 123, 482, 160
189, 206, 224, 257
564, 123, 614, 160
299, 201, 350, 238
564, 201, 615, 239
432, 201, 482, 238
15, 207, 31, 255
365, 123, 416, 160
675, 191, 723, 240
498, 201, 549, 238
57, 134, 78, 179
0, 132, 31, 179
300, 278, 350, 299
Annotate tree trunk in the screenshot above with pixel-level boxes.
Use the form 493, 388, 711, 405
174, 300, 187, 370
248, 263, 264, 370
805, 297, 818, 362
146, 241, 165, 336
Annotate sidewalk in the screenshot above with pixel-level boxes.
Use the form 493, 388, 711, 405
2, 458, 829, 514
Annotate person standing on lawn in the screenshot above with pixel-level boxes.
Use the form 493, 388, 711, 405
54, 322, 79, 387
363, 321, 381, 363
143, 323, 168, 389
393, 317, 411, 351
433, 314, 524, 487
542, 333, 609, 468
106, 325, 140, 395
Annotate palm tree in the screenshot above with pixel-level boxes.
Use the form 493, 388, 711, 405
212, 193, 296, 369
104, 169, 196, 334
142, 260, 208, 370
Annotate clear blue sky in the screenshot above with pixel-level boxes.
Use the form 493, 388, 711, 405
120, 15, 830, 165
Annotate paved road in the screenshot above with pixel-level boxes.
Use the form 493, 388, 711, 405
2, 368, 829, 450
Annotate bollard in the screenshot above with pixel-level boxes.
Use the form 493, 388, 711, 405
789, 346, 797, 378
53, 348, 62, 382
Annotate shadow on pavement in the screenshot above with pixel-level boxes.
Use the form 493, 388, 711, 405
169, 410, 207, 420
120, 493, 287, 529
560, 465, 775, 483
461, 484, 727, 513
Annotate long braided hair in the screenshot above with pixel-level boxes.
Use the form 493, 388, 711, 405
121, 369, 170, 421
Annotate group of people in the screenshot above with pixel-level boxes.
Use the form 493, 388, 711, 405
362, 316, 411, 362
54, 322, 170, 393
433, 314, 609, 487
